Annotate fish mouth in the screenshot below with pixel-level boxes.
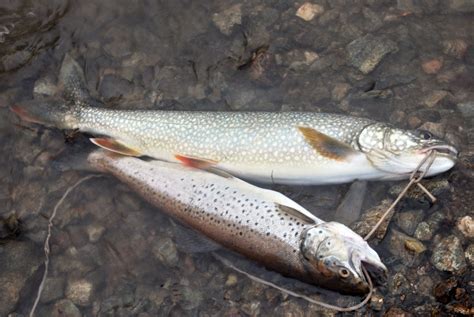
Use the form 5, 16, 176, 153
360, 260, 387, 286
421, 145, 458, 158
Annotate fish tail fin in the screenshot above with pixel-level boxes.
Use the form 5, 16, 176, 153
10, 53, 93, 129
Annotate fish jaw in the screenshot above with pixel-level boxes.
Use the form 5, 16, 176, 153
301, 222, 387, 294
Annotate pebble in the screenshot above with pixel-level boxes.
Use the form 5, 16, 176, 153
66, 278, 94, 306
431, 235, 467, 272
212, 4, 242, 36
456, 215, 474, 238
422, 90, 448, 108
414, 211, 446, 241
395, 210, 424, 235
151, 236, 179, 267
404, 238, 427, 254
86, 224, 106, 243
225, 273, 238, 287
331, 83, 350, 101
421, 58, 443, 74
347, 34, 398, 74
51, 299, 82, 317
465, 243, 474, 266
295, 3, 324, 21
442, 39, 468, 58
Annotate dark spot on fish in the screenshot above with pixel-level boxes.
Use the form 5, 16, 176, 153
266, 232, 270, 236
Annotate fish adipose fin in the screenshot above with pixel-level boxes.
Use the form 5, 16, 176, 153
90, 138, 142, 156
174, 154, 234, 178
297, 126, 358, 161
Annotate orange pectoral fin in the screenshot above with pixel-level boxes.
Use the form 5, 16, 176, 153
90, 138, 142, 156
175, 154, 218, 169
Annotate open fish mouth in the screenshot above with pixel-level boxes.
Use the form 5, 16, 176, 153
360, 260, 387, 285
421, 144, 458, 158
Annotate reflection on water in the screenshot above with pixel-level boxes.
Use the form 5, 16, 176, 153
1, 0, 473, 315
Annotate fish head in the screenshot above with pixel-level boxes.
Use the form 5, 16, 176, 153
357, 123, 458, 177
301, 222, 387, 294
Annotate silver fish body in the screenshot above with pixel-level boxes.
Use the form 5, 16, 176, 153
87, 150, 387, 294
12, 55, 458, 184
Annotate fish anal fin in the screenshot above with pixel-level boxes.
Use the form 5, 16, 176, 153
90, 138, 142, 156
276, 203, 316, 224
297, 126, 357, 161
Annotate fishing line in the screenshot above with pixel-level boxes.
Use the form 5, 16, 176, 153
29, 174, 103, 317
364, 150, 436, 241
213, 253, 374, 312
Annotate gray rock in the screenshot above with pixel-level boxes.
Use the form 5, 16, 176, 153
66, 278, 94, 306
457, 101, 474, 117
444, 0, 474, 12
98, 74, 134, 100
152, 236, 179, 267
51, 299, 82, 317
212, 4, 242, 36
396, 210, 424, 235
431, 235, 467, 272
414, 211, 446, 241
103, 26, 133, 58
347, 34, 398, 74
351, 199, 393, 241
40, 276, 66, 304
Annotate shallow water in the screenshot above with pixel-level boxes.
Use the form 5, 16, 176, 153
1, 0, 473, 316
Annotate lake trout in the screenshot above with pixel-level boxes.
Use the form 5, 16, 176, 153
12, 54, 458, 185
86, 150, 387, 294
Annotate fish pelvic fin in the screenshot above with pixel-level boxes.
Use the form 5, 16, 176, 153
90, 138, 142, 156
297, 126, 358, 161
174, 154, 234, 178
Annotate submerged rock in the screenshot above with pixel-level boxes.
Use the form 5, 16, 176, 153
51, 299, 82, 317
295, 3, 324, 21
212, 4, 242, 36
456, 215, 474, 238
351, 199, 393, 241
431, 235, 467, 272
347, 34, 398, 74
66, 278, 94, 306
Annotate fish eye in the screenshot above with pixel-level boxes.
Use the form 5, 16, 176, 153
417, 130, 433, 140
338, 268, 350, 278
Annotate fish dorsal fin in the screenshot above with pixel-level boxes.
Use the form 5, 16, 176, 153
276, 203, 317, 224
90, 138, 142, 156
297, 126, 358, 161
59, 54, 92, 104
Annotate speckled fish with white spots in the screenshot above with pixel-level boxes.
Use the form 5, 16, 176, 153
12, 54, 458, 185
86, 149, 387, 294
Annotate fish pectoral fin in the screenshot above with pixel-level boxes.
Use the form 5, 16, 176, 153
90, 138, 142, 156
275, 203, 317, 224
297, 126, 358, 161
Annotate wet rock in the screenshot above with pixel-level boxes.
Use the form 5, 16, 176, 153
374, 74, 416, 90
396, 210, 424, 235
388, 272, 409, 296
444, 0, 474, 12
41, 276, 66, 304
421, 58, 443, 74
457, 101, 474, 117
179, 285, 204, 310
384, 307, 412, 317
456, 215, 474, 238
152, 236, 179, 267
295, 3, 324, 21
465, 243, 474, 266
388, 229, 425, 262
241, 301, 261, 316
103, 26, 133, 58
351, 199, 393, 241
414, 211, 446, 241
285, 50, 319, 71
389, 180, 451, 202
331, 83, 350, 101
99, 74, 134, 100
442, 39, 468, 58
51, 299, 82, 317
212, 4, 241, 36
86, 223, 106, 243
347, 34, 398, 74
66, 278, 94, 306
275, 299, 305, 316
34, 76, 57, 96
431, 235, 467, 272
433, 277, 458, 304
422, 90, 448, 108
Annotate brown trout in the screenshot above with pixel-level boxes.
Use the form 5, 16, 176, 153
87, 150, 386, 294
12, 54, 457, 185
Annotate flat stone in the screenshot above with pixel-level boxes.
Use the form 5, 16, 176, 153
431, 235, 467, 272
347, 34, 398, 74
296, 3, 324, 21
66, 278, 94, 306
396, 210, 424, 235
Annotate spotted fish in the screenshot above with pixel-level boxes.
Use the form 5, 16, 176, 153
87, 150, 387, 294
11, 54, 458, 185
